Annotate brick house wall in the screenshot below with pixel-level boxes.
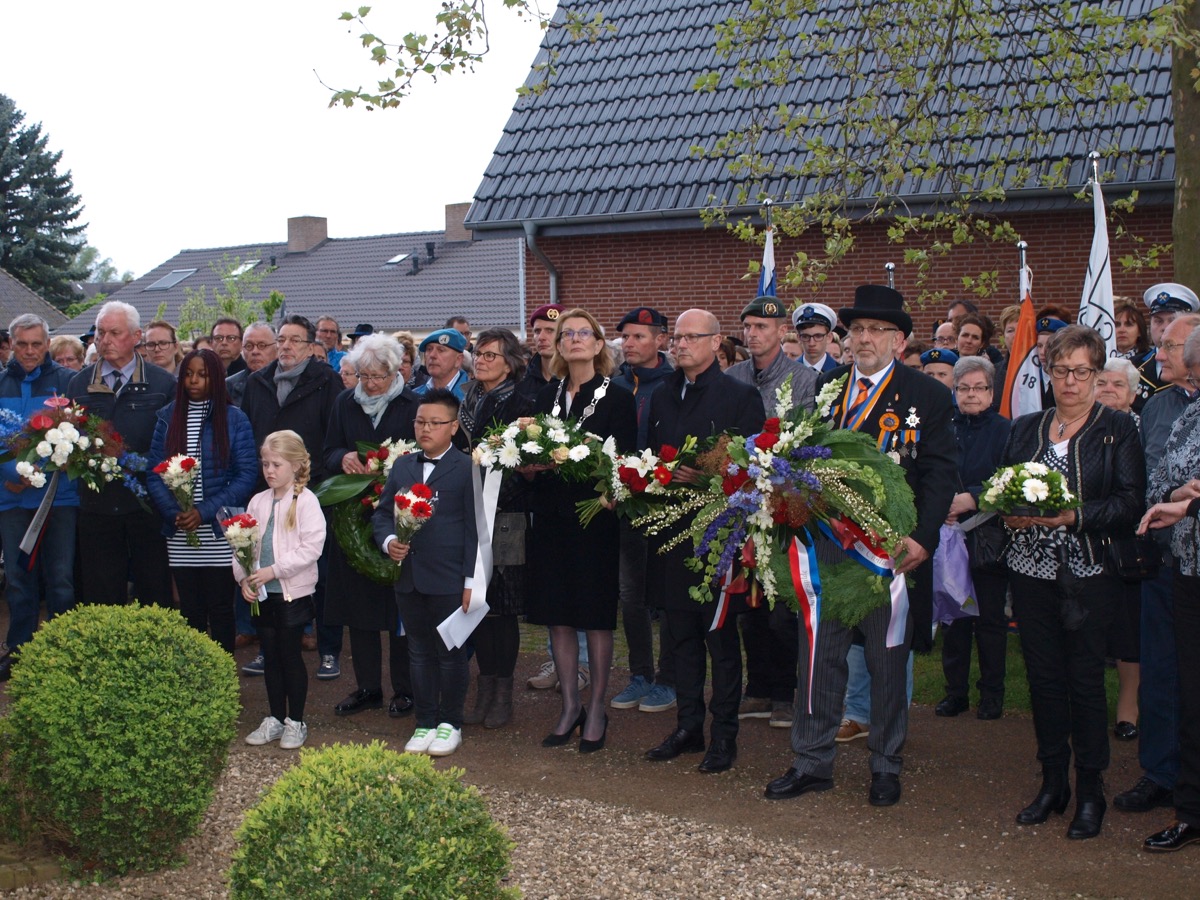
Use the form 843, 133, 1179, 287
518, 206, 1173, 339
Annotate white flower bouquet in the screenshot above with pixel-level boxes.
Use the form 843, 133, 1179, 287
220, 511, 262, 614
978, 461, 1078, 516
154, 454, 201, 546
473, 414, 599, 478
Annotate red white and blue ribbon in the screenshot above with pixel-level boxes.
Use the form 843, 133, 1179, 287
710, 565, 735, 631
787, 533, 822, 713
817, 515, 910, 648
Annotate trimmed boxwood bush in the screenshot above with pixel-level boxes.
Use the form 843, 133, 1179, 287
0, 603, 239, 873
229, 741, 517, 899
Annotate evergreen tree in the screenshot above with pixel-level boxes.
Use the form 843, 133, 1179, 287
0, 93, 87, 308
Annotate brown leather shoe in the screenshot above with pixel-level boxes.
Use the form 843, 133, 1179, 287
234, 633, 258, 649
301, 632, 317, 652
835, 718, 869, 743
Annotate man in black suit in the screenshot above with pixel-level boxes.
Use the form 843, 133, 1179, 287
643, 308, 765, 774
765, 285, 956, 807
373, 389, 477, 758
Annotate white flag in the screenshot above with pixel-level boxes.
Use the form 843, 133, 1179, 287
1078, 181, 1116, 356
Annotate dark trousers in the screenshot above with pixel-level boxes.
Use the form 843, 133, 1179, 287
1173, 571, 1200, 827
473, 614, 520, 678
259, 593, 309, 723
1140, 566, 1180, 789
348, 626, 411, 697
397, 590, 468, 730
941, 568, 1008, 701
791, 602, 911, 778
618, 522, 674, 685
661, 606, 741, 742
1010, 571, 1117, 773
174, 565, 237, 654
740, 602, 798, 702
77, 509, 171, 606
313, 541, 343, 657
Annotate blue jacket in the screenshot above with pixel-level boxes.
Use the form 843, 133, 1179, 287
613, 352, 675, 450
147, 401, 259, 540
0, 355, 80, 511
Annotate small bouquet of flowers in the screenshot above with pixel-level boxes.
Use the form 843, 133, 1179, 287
473, 415, 598, 477
393, 483, 435, 568
577, 436, 697, 526
0, 395, 126, 492
979, 461, 1078, 517
153, 454, 201, 546
221, 512, 262, 615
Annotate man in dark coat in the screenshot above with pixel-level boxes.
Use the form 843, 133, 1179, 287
764, 285, 956, 808
515, 304, 564, 405
66, 301, 176, 606
643, 308, 765, 775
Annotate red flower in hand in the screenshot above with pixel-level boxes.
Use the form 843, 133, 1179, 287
617, 466, 635, 485
722, 468, 751, 496
395, 495, 411, 509
754, 432, 779, 450
179, 457, 197, 471
763, 417, 781, 434
627, 472, 650, 493
652, 466, 672, 486
152, 461, 170, 474
361, 496, 374, 507
410, 483, 433, 500
659, 445, 678, 463
373, 482, 384, 495
411, 500, 434, 519
29, 414, 54, 432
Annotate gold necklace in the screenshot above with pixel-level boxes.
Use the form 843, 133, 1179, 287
1054, 407, 1090, 438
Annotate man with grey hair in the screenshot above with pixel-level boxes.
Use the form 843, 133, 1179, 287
0, 314, 79, 680
226, 322, 277, 407
65, 300, 176, 606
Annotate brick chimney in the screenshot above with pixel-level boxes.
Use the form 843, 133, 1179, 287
287, 216, 328, 254
444, 203, 472, 243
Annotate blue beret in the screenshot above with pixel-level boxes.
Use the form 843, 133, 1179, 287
920, 348, 959, 367
419, 329, 468, 353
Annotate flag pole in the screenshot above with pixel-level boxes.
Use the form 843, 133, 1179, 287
1089, 150, 1101, 185
1017, 240, 1027, 276
884, 262, 895, 289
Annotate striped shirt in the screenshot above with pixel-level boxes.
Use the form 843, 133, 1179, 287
167, 401, 233, 567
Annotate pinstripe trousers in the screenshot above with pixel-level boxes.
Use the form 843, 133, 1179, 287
790, 602, 913, 778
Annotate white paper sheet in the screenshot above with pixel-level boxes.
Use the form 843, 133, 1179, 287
437, 598, 489, 650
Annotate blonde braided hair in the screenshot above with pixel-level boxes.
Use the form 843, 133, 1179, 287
260, 430, 311, 531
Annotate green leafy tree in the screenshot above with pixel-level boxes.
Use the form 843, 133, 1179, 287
692, 0, 1200, 298
72, 242, 133, 284
0, 93, 87, 308
177, 252, 277, 339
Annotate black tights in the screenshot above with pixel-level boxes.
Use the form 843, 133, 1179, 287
259, 595, 308, 723
550, 625, 613, 742
473, 614, 520, 678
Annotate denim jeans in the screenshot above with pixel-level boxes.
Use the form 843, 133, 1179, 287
843, 642, 914, 725
397, 590, 469, 729
544, 630, 589, 666
1139, 566, 1180, 789
0, 505, 77, 648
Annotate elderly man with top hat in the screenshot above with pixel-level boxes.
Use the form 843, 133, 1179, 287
516, 304, 565, 405
610, 306, 679, 714
1131, 283, 1200, 414
792, 303, 841, 374
764, 284, 956, 807
413, 329, 469, 400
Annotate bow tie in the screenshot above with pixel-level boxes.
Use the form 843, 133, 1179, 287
417, 455, 440, 466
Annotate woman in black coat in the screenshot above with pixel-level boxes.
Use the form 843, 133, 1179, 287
322, 334, 420, 719
458, 328, 533, 729
525, 309, 636, 752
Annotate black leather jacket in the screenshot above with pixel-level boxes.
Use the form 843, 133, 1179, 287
1001, 403, 1146, 567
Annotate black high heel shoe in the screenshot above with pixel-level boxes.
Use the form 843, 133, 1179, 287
542, 708, 586, 747
579, 714, 608, 754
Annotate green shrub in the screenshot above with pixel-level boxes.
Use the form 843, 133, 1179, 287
229, 741, 518, 899
0, 603, 239, 873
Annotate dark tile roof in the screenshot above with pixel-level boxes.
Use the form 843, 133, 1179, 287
0, 269, 70, 329
60, 230, 524, 337
467, 0, 1172, 233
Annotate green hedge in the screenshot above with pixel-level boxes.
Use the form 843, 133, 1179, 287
0, 603, 239, 874
229, 741, 518, 899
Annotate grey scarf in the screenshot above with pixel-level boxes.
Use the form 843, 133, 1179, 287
274, 357, 310, 406
353, 372, 406, 427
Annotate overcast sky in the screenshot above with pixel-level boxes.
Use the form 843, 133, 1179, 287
1, 1, 554, 279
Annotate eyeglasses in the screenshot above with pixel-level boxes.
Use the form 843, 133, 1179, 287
413, 418, 455, 429
1160, 341, 1186, 354
849, 325, 899, 337
933, 336, 957, 346
243, 341, 273, 351
669, 332, 718, 345
955, 384, 992, 394
357, 372, 393, 384
1047, 365, 1097, 381
211, 334, 242, 343
559, 328, 596, 342
474, 350, 504, 362
142, 341, 176, 351
795, 332, 828, 343
276, 337, 311, 347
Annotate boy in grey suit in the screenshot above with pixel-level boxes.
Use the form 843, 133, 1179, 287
373, 389, 478, 757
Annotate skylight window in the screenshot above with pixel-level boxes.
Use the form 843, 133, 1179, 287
384, 252, 410, 266
229, 260, 261, 277
143, 269, 197, 291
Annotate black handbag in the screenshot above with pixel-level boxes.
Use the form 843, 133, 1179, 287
491, 512, 526, 567
965, 517, 1009, 573
1104, 536, 1163, 582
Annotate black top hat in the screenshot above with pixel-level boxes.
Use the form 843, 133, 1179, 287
837, 285, 913, 337
348, 323, 374, 339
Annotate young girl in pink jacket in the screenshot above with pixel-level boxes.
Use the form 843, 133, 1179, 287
236, 430, 326, 750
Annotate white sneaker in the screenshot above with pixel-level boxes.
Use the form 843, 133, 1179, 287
245, 716, 284, 745
527, 659, 557, 690
427, 723, 462, 757
404, 726, 438, 754
556, 664, 591, 694
279, 717, 308, 749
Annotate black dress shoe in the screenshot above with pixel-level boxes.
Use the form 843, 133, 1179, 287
335, 688, 383, 716
1067, 798, 1106, 840
697, 738, 736, 773
869, 772, 902, 807
645, 728, 705, 761
935, 695, 969, 717
976, 697, 1003, 720
1113, 720, 1139, 741
1144, 822, 1200, 853
542, 708, 586, 747
579, 714, 608, 754
388, 694, 414, 718
1114, 776, 1173, 812
1016, 784, 1071, 824
764, 767, 834, 800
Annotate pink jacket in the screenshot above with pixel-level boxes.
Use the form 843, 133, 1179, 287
232, 487, 325, 601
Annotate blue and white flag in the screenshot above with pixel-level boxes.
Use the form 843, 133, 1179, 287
758, 226, 776, 296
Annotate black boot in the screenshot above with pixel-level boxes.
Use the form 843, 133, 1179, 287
1067, 771, 1106, 840
1016, 765, 1071, 825
485, 676, 514, 728
463, 675, 496, 726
